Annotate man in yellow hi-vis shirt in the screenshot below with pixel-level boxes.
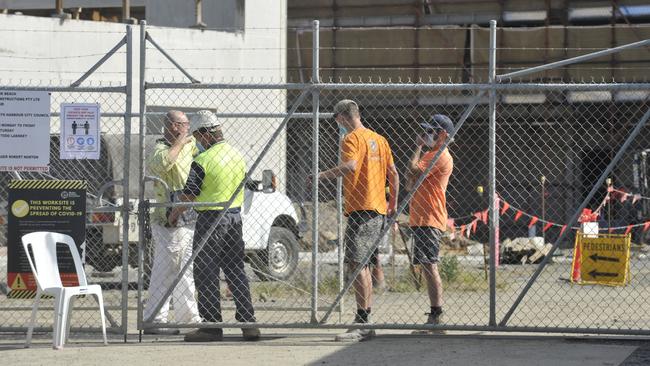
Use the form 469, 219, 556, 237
144, 110, 202, 335
169, 110, 259, 342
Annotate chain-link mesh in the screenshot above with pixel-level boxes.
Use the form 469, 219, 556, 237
0, 83, 130, 332
495, 85, 650, 331
312, 88, 489, 330
140, 85, 650, 335
140, 86, 315, 330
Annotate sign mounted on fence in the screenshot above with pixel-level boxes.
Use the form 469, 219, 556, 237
0, 90, 51, 172
571, 233, 631, 286
60, 103, 101, 160
6, 180, 86, 299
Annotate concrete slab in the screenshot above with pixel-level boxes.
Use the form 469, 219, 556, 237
0, 331, 640, 366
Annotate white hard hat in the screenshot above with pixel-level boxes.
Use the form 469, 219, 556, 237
190, 110, 220, 133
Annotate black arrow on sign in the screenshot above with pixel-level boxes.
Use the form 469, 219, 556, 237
588, 270, 618, 278
588, 253, 619, 263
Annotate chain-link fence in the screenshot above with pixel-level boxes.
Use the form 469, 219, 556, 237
136, 20, 650, 337
2, 20, 650, 339
0, 24, 134, 338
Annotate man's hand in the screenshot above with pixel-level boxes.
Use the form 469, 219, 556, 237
387, 203, 397, 217
167, 206, 181, 227
416, 134, 428, 147
306, 173, 319, 187
172, 135, 193, 148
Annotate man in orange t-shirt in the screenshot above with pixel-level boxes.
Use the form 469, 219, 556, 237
312, 99, 399, 342
407, 114, 454, 334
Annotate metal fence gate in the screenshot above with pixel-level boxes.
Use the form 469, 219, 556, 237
136, 20, 650, 336
1, 19, 650, 339
0, 25, 135, 339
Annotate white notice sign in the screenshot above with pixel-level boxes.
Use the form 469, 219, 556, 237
60, 103, 101, 160
0, 91, 51, 172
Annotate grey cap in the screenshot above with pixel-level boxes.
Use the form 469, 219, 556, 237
190, 110, 220, 133
420, 114, 454, 135
333, 99, 359, 117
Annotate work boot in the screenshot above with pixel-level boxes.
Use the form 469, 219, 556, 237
412, 311, 445, 335
242, 327, 261, 341
184, 328, 223, 342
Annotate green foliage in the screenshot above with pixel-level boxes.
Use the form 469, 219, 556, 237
438, 255, 460, 283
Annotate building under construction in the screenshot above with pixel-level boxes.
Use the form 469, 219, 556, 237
284, 1, 650, 245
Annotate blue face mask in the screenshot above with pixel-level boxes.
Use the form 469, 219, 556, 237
339, 126, 348, 136
196, 141, 205, 152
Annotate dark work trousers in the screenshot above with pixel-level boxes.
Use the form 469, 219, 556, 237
192, 209, 255, 323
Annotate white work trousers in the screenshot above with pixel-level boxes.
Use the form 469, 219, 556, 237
144, 224, 201, 324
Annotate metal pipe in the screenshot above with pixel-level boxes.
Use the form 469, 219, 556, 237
4, 323, 650, 336
136, 19, 147, 342
194, 0, 206, 28
122, 0, 130, 21
497, 38, 650, 81
0, 86, 127, 93
145, 34, 200, 84
310, 19, 320, 324
120, 24, 133, 343
336, 124, 344, 319
145, 111, 331, 119
499, 104, 650, 326
145, 82, 650, 92
317, 83, 650, 91
145, 83, 311, 90
70, 37, 128, 88
488, 19, 497, 327
147, 201, 227, 209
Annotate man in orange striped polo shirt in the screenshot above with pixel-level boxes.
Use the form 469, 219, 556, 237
312, 99, 399, 342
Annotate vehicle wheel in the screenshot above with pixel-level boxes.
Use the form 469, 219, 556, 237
251, 226, 299, 281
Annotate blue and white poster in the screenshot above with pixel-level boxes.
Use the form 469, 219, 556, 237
60, 103, 100, 160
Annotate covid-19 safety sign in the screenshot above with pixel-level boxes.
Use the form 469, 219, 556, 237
60, 103, 101, 160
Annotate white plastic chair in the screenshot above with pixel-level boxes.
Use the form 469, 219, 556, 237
22, 231, 108, 349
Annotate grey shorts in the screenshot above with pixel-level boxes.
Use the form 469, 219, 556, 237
412, 226, 443, 264
344, 211, 385, 266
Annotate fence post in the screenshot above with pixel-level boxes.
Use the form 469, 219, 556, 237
122, 24, 133, 342
310, 19, 320, 324
488, 19, 498, 328
136, 19, 147, 341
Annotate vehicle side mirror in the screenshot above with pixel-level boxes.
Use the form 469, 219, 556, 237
262, 170, 276, 193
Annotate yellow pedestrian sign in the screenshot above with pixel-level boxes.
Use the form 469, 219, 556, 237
574, 233, 631, 286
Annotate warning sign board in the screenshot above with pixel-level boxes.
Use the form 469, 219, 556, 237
574, 233, 631, 286
7, 180, 86, 298
0, 90, 51, 171
59, 103, 101, 160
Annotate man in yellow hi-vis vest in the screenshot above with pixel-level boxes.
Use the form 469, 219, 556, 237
169, 110, 259, 342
